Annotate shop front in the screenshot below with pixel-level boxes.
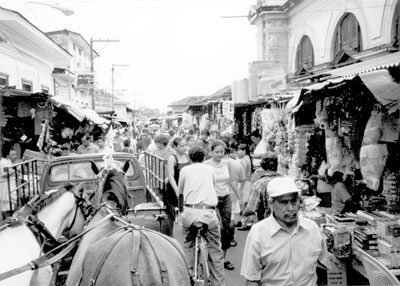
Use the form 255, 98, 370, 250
292, 63, 400, 284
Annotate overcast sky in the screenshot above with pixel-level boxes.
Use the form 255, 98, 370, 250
1, 0, 257, 111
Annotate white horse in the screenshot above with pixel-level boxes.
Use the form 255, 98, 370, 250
0, 185, 88, 286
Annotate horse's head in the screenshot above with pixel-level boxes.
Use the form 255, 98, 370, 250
63, 182, 94, 237
91, 159, 130, 212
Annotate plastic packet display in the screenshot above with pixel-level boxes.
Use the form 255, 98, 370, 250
360, 144, 388, 191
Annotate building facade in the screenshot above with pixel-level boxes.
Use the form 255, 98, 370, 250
0, 7, 70, 95
46, 29, 98, 108
248, 0, 400, 98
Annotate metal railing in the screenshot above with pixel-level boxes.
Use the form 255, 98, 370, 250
3, 159, 41, 213
135, 152, 167, 208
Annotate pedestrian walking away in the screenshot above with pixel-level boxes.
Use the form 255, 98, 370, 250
178, 146, 225, 286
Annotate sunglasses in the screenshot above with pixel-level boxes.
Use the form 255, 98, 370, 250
61, 147, 70, 151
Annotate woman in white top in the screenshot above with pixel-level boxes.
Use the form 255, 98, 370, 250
205, 140, 240, 271
237, 143, 253, 204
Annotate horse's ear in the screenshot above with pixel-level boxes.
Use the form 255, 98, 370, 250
122, 160, 130, 174
90, 161, 99, 175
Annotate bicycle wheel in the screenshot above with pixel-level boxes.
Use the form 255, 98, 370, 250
196, 240, 209, 286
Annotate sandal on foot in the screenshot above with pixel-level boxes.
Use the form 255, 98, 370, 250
224, 261, 234, 270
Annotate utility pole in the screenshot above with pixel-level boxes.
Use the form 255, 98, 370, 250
111, 64, 129, 112
89, 38, 119, 109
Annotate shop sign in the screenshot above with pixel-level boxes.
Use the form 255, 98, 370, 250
76, 73, 95, 89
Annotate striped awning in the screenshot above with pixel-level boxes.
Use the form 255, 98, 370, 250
328, 51, 400, 79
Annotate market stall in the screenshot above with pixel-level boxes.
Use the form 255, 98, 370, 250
0, 89, 52, 158
294, 68, 400, 284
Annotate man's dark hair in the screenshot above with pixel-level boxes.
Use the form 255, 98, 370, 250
200, 129, 210, 137
326, 171, 344, 184
188, 146, 205, 162
154, 134, 169, 146
260, 152, 278, 171
250, 130, 261, 138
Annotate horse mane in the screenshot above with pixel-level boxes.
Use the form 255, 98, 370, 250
0, 184, 74, 230
24, 184, 74, 214
100, 169, 129, 210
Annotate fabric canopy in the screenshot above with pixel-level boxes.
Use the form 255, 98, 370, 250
82, 107, 106, 125
359, 69, 400, 111
50, 96, 105, 124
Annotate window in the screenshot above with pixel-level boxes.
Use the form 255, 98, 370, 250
73, 43, 76, 50
21, 79, 32, 91
49, 160, 135, 182
0, 73, 9, 87
333, 13, 362, 58
41, 85, 49, 93
79, 48, 82, 55
295, 36, 314, 75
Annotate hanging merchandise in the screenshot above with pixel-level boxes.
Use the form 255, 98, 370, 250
382, 169, 400, 206
362, 109, 383, 146
304, 128, 326, 175
243, 111, 249, 136
37, 119, 49, 151
290, 127, 313, 178
360, 143, 388, 191
381, 111, 400, 143
251, 108, 262, 133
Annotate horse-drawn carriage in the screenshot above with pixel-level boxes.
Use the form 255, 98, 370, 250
0, 152, 192, 286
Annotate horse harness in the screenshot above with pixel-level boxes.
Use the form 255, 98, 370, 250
16, 183, 92, 252
84, 224, 187, 286
0, 183, 94, 282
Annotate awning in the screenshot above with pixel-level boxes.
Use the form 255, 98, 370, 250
359, 69, 400, 112
1, 89, 32, 97
50, 95, 85, 121
327, 51, 400, 79
82, 108, 106, 125
50, 96, 105, 124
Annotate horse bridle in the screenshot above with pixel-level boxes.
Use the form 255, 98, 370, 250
8, 182, 93, 252
63, 182, 94, 234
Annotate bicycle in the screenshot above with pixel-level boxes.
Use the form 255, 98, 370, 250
192, 222, 210, 286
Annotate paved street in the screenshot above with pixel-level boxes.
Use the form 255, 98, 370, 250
173, 216, 247, 286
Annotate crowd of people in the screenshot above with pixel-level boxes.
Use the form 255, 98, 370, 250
0, 122, 353, 285
123, 124, 332, 286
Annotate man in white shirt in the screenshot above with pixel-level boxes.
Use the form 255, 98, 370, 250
241, 177, 329, 286
250, 131, 272, 168
178, 146, 225, 286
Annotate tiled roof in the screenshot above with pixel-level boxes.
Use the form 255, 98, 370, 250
168, 96, 207, 106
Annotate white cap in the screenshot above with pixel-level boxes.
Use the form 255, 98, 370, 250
267, 177, 300, 198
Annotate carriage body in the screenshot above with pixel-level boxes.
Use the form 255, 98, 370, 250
39, 153, 169, 234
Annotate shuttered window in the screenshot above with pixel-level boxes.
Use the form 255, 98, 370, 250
334, 13, 362, 58
296, 36, 314, 75
22, 79, 32, 91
